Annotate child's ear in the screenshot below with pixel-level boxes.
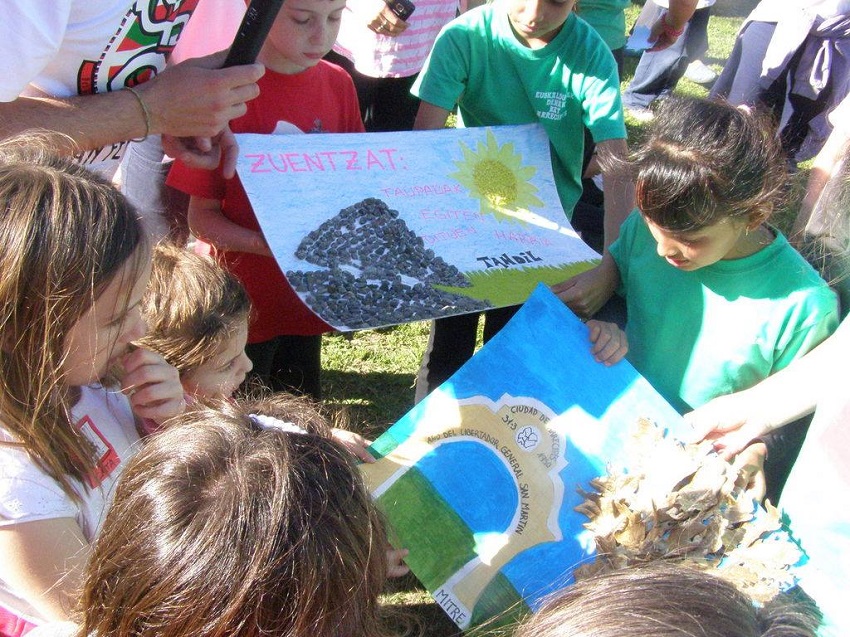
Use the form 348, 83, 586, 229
746, 206, 771, 230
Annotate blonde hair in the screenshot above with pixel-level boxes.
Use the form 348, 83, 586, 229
78, 395, 392, 637
0, 134, 146, 498
137, 242, 251, 376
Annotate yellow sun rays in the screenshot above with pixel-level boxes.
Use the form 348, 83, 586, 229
449, 130, 544, 225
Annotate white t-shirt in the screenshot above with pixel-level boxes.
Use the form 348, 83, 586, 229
749, 0, 850, 22
779, 322, 850, 637
25, 622, 78, 637
0, 0, 198, 176
0, 385, 141, 625
650, 0, 715, 10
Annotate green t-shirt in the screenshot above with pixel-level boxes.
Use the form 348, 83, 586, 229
412, 3, 625, 218
610, 210, 840, 413
576, 0, 631, 50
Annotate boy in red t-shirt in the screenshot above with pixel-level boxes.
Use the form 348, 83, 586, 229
168, 0, 363, 399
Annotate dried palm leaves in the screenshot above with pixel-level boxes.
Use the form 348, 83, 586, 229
574, 418, 804, 603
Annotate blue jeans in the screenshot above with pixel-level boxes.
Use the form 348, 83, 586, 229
622, 6, 712, 110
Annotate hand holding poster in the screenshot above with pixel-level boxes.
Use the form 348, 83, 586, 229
360, 285, 688, 629
360, 286, 805, 631
236, 124, 599, 330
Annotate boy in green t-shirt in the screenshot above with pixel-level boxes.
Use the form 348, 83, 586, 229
411, 0, 634, 401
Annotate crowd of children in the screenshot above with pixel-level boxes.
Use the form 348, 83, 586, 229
1, 0, 848, 636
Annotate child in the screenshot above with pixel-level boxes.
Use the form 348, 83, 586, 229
0, 136, 184, 632
137, 243, 254, 403
514, 563, 820, 637
556, 97, 839, 414
167, 0, 365, 402
134, 244, 383, 466
410, 0, 635, 401
66, 396, 391, 637
689, 142, 850, 633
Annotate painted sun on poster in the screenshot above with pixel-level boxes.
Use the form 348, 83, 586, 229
236, 124, 599, 330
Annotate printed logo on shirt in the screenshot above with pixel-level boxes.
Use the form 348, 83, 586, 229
75, 415, 121, 489
73, 0, 200, 167
533, 90, 570, 122
77, 0, 200, 96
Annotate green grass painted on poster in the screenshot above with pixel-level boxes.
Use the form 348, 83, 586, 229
378, 467, 478, 588
435, 261, 599, 305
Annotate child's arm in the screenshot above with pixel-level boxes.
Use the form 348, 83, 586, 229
188, 195, 272, 256
331, 428, 376, 463
413, 102, 452, 131
791, 109, 850, 243
586, 319, 628, 366
0, 518, 88, 621
551, 252, 621, 320
687, 316, 849, 457
597, 138, 635, 250
648, 0, 698, 51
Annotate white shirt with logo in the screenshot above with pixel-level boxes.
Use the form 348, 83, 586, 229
0, 384, 140, 624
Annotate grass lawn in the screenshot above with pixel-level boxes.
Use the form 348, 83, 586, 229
320, 1, 801, 633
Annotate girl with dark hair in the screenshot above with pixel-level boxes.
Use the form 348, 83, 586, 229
556, 96, 838, 415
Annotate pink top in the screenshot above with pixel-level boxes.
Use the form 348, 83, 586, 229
333, 0, 459, 78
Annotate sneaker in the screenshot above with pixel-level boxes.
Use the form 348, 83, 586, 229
624, 106, 655, 123
684, 60, 718, 85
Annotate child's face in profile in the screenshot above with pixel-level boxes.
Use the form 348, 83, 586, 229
62, 256, 151, 387
260, 0, 346, 74
506, 0, 577, 49
181, 317, 253, 400
642, 215, 756, 271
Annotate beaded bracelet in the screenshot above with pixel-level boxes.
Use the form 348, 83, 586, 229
124, 86, 151, 142
660, 10, 685, 39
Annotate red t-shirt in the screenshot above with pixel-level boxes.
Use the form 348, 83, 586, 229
167, 62, 364, 340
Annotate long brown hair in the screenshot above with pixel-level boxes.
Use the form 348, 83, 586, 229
136, 242, 251, 376
515, 563, 821, 637
78, 394, 392, 637
0, 134, 145, 499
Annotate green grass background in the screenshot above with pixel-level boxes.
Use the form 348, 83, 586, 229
321, 1, 806, 633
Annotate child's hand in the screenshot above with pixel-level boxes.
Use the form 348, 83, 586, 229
367, 5, 409, 37
387, 548, 410, 578
648, 11, 685, 52
586, 320, 628, 366
551, 255, 620, 319
331, 428, 376, 463
732, 442, 767, 502
685, 395, 770, 460
120, 347, 186, 425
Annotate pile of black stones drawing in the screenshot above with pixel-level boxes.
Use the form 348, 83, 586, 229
286, 198, 490, 329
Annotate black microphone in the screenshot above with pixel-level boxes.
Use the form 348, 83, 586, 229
223, 0, 286, 67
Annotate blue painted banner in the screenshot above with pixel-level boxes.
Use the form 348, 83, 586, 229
361, 284, 689, 629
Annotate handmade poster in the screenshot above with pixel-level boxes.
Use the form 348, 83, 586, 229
360, 284, 690, 630
236, 124, 599, 331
